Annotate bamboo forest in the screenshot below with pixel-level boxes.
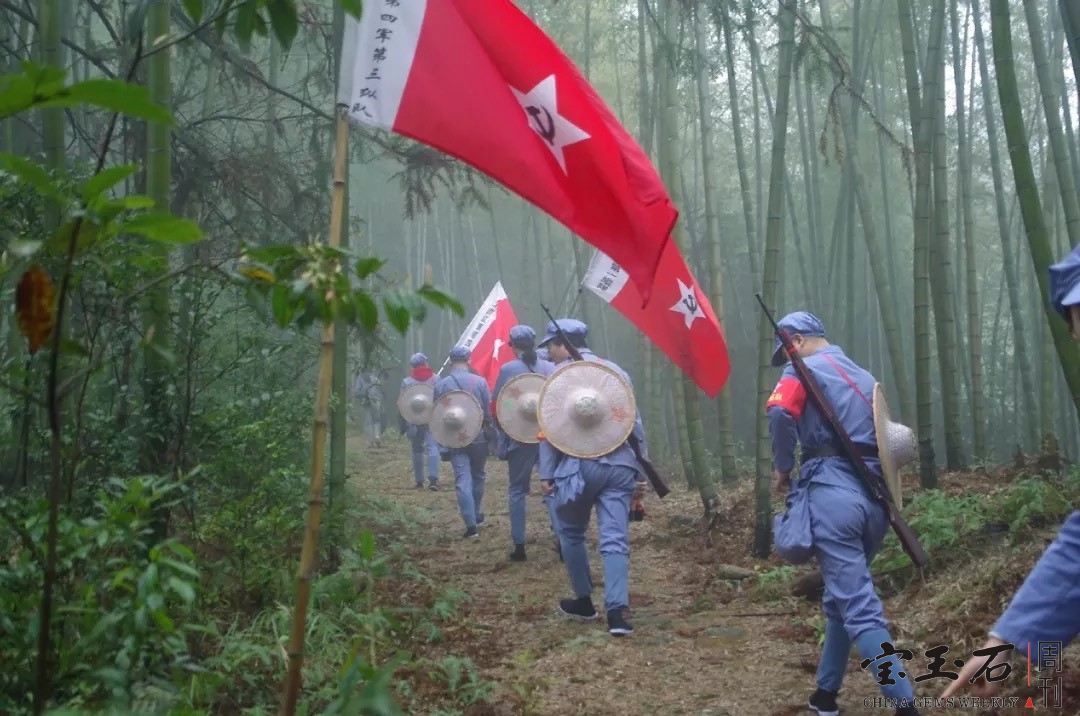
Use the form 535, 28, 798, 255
3, 0, 1080, 713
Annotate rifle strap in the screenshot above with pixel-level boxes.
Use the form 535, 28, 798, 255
819, 354, 873, 411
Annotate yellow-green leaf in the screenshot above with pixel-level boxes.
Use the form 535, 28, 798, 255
122, 213, 204, 244
182, 0, 204, 23
339, 0, 363, 20
38, 79, 173, 125
81, 164, 139, 201
0, 153, 63, 200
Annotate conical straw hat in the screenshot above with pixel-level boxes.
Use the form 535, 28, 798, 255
538, 361, 636, 459
496, 372, 546, 444
397, 382, 435, 426
429, 389, 483, 449
872, 383, 917, 510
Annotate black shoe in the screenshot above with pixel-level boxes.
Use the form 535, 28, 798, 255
558, 596, 598, 622
808, 688, 839, 716
429, 484, 439, 491
414, 483, 424, 490
476, 513, 486, 527
463, 527, 479, 539
895, 708, 920, 716
509, 544, 527, 562
607, 609, 633, 636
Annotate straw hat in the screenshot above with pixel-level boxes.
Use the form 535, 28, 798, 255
397, 382, 435, 426
429, 389, 483, 449
872, 383, 917, 510
496, 372, 546, 444
538, 361, 636, 458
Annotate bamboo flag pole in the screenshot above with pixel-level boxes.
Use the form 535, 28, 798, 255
280, 107, 349, 716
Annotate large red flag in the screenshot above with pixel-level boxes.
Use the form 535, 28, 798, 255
339, 0, 676, 303
581, 243, 731, 398
448, 282, 518, 391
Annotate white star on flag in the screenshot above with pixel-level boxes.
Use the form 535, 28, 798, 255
492, 338, 505, 359
670, 279, 706, 329
510, 75, 590, 173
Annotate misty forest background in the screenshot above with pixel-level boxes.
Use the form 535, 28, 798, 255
2, 0, 1080, 713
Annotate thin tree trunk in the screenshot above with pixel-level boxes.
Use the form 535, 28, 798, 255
990, 0, 1080, 424
693, 1, 736, 482
972, 0, 1040, 450
754, 0, 797, 556
931, 46, 965, 468
714, 0, 759, 281
816, 0, 914, 425
658, 0, 710, 499
899, 0, 946, 488
953, 0, 988, 460
1023, 0, 1080, 248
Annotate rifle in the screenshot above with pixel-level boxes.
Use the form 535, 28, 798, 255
755, 294, 929, 570
539, 304, 670, 499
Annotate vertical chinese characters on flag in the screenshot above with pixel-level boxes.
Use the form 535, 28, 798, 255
453, 282, 518, 391
338, 0, 677, 302
581, 245, 731, 398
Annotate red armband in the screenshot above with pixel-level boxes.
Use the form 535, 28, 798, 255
765, 377, 806, 419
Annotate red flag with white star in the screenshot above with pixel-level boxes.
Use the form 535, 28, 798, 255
581, 243, 731, 398
339, 0, 677, 303
451, 282, 518, 391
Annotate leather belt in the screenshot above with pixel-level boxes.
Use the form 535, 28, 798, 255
802, 444, 878, 461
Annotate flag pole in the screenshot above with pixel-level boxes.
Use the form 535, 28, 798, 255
279, 106, 349, 716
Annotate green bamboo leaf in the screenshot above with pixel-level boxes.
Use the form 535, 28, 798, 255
0, 75, 34, 118
339, 0, 363, 20
182, 0, 205, 23
40, 79, 174, 124
416, 285, 464, 316
382, 296, 411, 333
122, 213, 204, 244
168, 576, 196, 603
81, 164, 139, 201
252, 11, 269, 38
354, 256, 387, 279
233, 1, 258, 51
0, 153, 62, 200
354, 290, 378, 330
267, 0, 299, 49
271, 283, 295, 327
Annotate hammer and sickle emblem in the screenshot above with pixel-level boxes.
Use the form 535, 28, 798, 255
683, 292, 699, 314
526, 105, 556, 145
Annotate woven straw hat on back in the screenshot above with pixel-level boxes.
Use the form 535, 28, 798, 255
538, 361, 636, 458
496, 372, 546, 444
429, 389, 483, 449
397, 382, 434, 426
872, 383, 917, 510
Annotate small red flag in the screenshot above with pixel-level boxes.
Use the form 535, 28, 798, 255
581, 242, 731, 398
339, 0, 677, 302
451, 282, 518, 391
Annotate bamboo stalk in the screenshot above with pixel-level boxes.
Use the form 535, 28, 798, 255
280, 108, 349, 716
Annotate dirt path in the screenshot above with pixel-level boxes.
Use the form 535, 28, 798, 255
346, 434, 1052, 715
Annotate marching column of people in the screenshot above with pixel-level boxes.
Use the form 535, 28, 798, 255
491, 325, 560, 562
537, 318, 648, 637
399, 353, 440, 491
375, 243, 1080, 708
433, 346, 491, 539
